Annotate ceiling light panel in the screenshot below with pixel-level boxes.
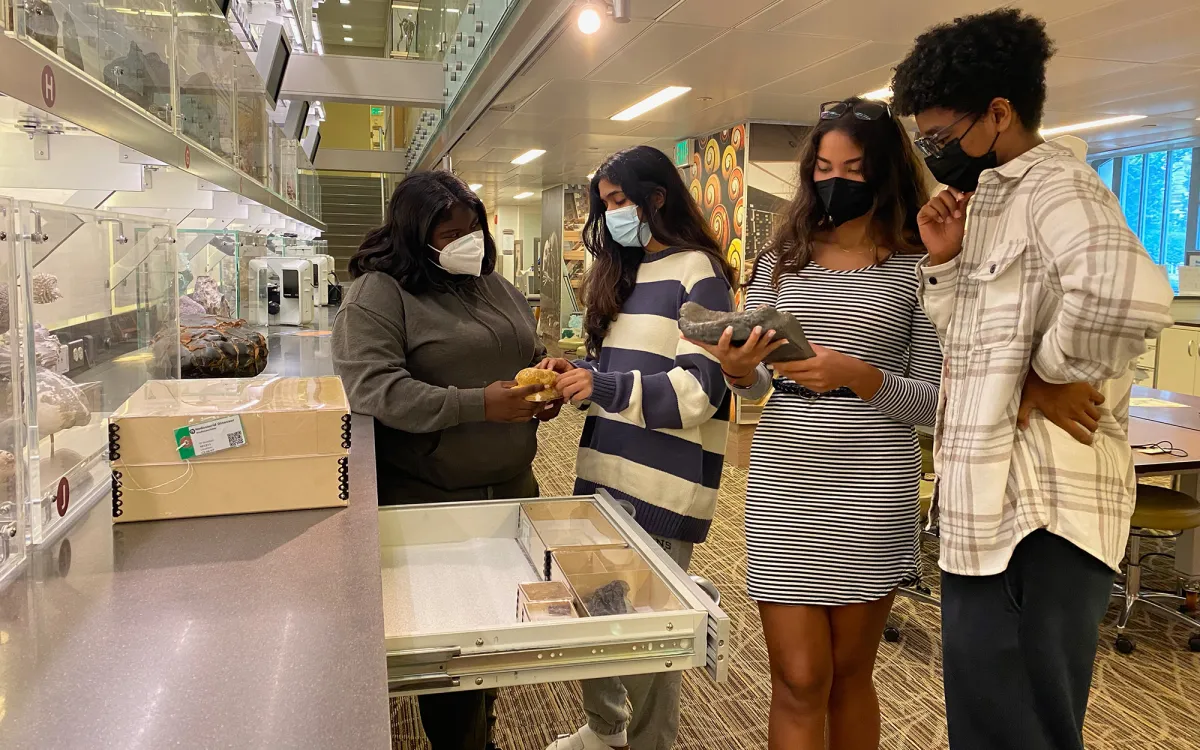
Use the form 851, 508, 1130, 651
610, 86, 692, 121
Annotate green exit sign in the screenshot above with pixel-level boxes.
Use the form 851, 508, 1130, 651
371, 106, 384, 116
674, 140, 691, 167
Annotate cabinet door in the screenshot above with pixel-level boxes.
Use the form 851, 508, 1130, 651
1156, 327, 1195, 395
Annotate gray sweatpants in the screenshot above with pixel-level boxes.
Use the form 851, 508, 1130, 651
583, 536, 694, 750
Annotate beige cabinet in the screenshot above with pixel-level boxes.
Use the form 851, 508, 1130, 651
1155, 326, 1198, 395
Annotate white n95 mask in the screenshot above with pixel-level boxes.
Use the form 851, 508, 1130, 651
430, 230, 486, 276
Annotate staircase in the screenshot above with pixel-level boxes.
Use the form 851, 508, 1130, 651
319, 174, 387, 277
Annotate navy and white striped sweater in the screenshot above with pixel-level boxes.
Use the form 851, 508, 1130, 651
572, 247, 733, 544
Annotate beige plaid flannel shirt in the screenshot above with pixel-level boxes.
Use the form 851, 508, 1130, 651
919, 142, 1174, 576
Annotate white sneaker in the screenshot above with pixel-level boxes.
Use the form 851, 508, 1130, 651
545, 725, 627, 750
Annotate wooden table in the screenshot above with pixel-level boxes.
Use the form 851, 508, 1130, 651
1131, 385, 1200, 434
1129, 386, 1200, 580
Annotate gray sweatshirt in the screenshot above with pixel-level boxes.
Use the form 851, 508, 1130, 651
332, 271, 544, 502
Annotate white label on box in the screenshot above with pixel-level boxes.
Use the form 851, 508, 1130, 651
175, 415, 247, 459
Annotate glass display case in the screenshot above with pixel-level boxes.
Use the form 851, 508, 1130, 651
175, 229, 269, 321
6, 0, 322, 225
379, 494, 729, 694
175, 0, 238, 165
0, 199, 179, 546
176, 229, 242, 317
0, 198, 26, 584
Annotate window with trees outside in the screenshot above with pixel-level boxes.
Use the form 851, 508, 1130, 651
1091, 146, 1199, 293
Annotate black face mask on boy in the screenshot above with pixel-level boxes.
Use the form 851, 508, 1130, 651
815, 177, 875, 226
924, 116, 1001, 193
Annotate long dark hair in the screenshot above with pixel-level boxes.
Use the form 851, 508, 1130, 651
753, 97, 929, 289
348, 171, 496, 294
582, 145, 735, 357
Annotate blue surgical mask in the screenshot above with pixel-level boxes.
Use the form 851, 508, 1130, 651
605, 205, 651, 248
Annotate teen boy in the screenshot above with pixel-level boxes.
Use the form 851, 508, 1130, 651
892, 9, 1174, 750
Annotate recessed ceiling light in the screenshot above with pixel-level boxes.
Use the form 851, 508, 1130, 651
446, 7, 460, 12
339, 0, 349, 4
611, 86, 692, 121
514, 191, 535, 200
343, 36, 353, 42
577, 4, 602, 34
469, 183, 483, 191
391, 2, 418, 8
342, 24, 351, 29
511, 149, 546, 165
1039, 114, 1147, 137
861, 87, 893, 101
587, 172, 595, 180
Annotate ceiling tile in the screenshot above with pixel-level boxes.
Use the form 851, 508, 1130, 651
628, 0, 682, 20
648, 31, 861, 101
588, 22, 724, 83
1047, 0, 1196, 44
518, 18, 652, 83
736, 0, 824, 32
1059, 8, 1200, 64
1046, 56, 1142, 88
770, 0, 999, 42
659, 0, 779, 28
759, 41, 909, 96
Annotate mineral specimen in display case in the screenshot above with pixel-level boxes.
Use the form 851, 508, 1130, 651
189, 275, 232, 317
31, 273, 63, 305
152, 315, 269, 379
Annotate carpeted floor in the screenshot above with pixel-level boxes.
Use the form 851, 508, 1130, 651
392, 407, 1200, 749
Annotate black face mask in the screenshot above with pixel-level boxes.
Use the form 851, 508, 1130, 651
925, 122, 1001, 193
815, 177, 875, 226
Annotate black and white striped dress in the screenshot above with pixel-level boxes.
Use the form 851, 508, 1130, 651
744, 252, 941, 606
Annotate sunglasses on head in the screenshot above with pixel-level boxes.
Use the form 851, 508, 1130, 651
819, 100, 891, 122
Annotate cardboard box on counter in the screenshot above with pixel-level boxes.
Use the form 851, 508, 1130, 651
110, 376, 351, 523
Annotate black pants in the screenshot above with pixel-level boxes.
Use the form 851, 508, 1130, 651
408, 469, 539, 750
941, 530, 1115, 750
418, 690, 497, 750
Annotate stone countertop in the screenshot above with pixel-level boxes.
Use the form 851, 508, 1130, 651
0, 415, 390, 750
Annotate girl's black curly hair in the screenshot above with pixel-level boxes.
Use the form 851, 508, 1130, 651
891, 9, 1056, 129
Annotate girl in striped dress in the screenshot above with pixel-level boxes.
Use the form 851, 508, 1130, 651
689, 99, 941, 750
538, 145, 735, 750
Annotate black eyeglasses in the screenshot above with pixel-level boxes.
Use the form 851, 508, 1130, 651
819, 100, 891, 122
912, 112, 977, 159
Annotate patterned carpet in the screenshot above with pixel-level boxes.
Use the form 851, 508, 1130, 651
392, 407, 1200, 749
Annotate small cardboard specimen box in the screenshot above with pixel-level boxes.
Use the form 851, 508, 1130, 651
109, 376, 351, 523
550, 548, 652, 585
564, 569, 685, 617
516, 581, 578, 623
516, 500, 628, 580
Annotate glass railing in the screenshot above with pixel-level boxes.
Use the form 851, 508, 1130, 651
8, 0, 321, 222
396, 0, 523, 170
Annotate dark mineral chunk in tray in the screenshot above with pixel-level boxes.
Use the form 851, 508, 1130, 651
586, 580, 632, 616
678, 302, 815, 363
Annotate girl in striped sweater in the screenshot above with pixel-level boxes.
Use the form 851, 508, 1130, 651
538, 146, 735, 750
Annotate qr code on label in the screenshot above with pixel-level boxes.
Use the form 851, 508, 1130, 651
227, 432, 245, 449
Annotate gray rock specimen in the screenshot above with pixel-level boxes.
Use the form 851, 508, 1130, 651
679, 302, 815, 363
585, 580, 632, 616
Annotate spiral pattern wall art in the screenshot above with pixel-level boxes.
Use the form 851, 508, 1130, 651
690, 124, 749, 291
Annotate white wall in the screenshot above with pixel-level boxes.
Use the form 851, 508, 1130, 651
494, 204, 542, 284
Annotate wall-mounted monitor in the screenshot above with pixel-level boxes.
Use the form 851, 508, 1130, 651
254, 21, 291, 110
284, 100, 310, 141
304, 129, 321, 164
